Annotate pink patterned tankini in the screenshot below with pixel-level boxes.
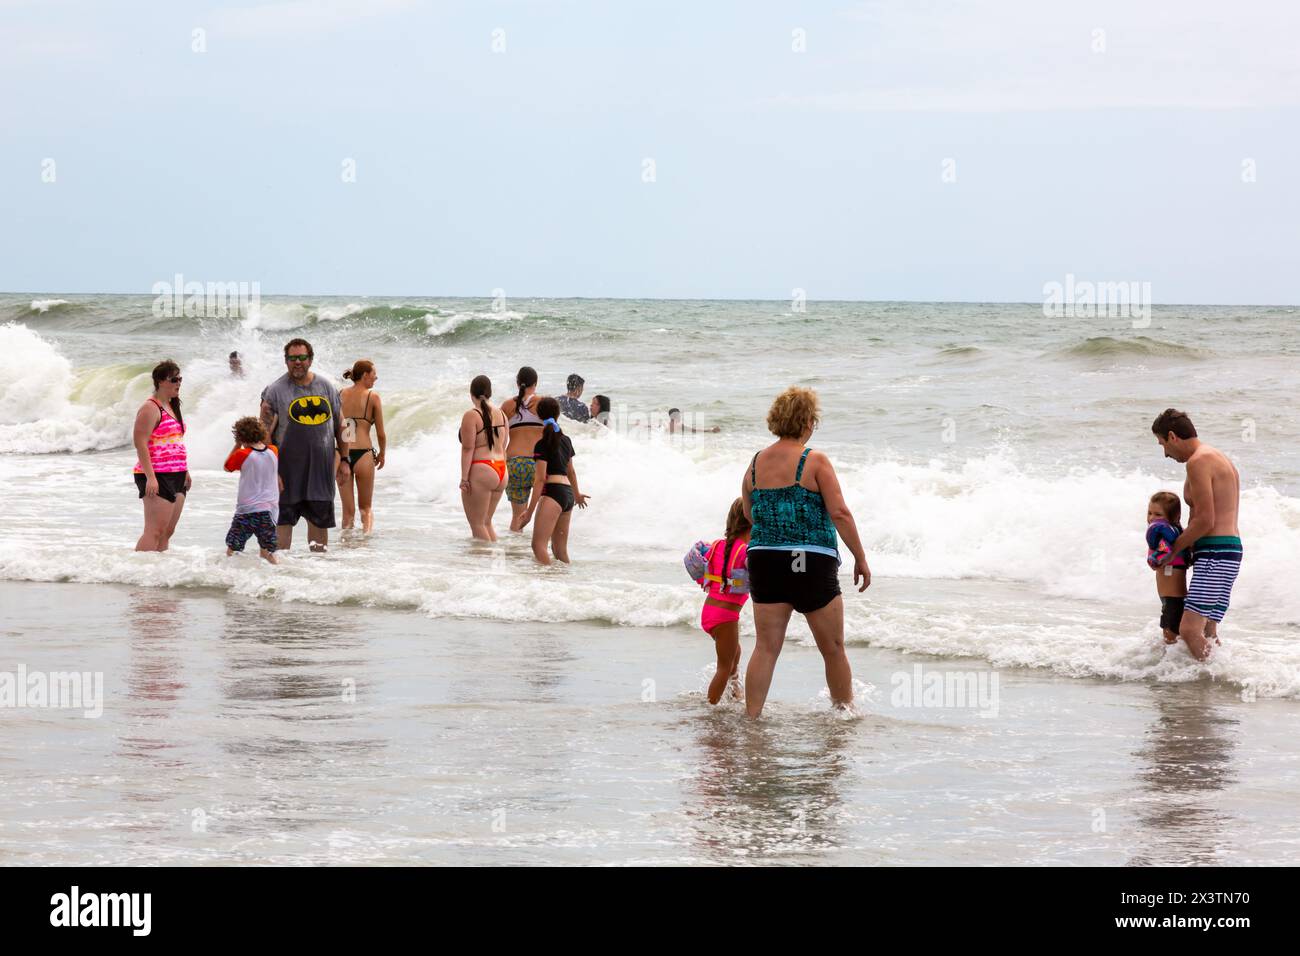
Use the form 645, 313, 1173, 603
134, 399, 188, 473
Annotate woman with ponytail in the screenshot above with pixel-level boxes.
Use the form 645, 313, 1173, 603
500, 366, 543, 531
337, 359, 386, 533
519, 397, 590, 564
458, 374, 508, 540
132, 360, 190, 551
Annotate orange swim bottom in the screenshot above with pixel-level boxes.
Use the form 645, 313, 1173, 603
472, 459, 506, 483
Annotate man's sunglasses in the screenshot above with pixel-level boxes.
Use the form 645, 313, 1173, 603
286, 354, 312, 363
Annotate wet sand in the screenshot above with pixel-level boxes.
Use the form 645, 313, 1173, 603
2, 580, 1296, 865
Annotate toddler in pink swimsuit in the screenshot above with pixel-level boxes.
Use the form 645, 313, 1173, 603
697, 498, 752, 704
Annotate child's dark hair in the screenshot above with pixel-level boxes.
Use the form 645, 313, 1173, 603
533, 396, 562, 462
724, 497, 751, 545
1149, 491, 1181, 526
234, 416, 267, 446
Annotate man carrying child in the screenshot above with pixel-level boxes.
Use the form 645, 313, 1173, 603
1151, 408, 1243, 661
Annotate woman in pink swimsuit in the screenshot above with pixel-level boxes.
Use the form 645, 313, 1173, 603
698, 498, 752, 704
132, 361, 190, 552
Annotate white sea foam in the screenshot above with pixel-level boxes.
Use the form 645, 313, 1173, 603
0, 326, 307, 456
0, 324, 145, 453
843, 600, 1300, 700
30, 298, 71, 313
315, 303, 367, 322
240, 301, 313, 331
0, 323, 76, 423
837, 454, 1300, 623
0, 540, 697, 628
424, 310, 527, 337
6, 321, 1296, 629
0, 533, 1294, 697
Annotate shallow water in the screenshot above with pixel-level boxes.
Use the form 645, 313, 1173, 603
1, 295, 1298, 864
2, 295, 1299, 697
3, 581, 1297, 865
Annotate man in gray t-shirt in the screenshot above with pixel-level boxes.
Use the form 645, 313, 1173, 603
259, 338, 349, 552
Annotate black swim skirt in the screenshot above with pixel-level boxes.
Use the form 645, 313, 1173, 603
134, 471, 188, 503
747, 549, 842, 614
541, 482, 575, 513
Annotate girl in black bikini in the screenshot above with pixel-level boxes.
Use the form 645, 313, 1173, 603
337, 359, 386, 533
520, 397, 590, 564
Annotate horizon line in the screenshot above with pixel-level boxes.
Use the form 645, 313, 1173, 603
5, 290, 1297, 308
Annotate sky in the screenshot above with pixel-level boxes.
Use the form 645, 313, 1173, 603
2, 0, 1298, 302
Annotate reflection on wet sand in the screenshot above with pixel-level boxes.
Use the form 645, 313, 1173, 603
124, 589, 187, 709
8, 577, 1294, 866
115, 590, 190, 824
1128, 683, 1238, 866
440, 628, 578, 707
201, 599, 393, 842
686, 709, 857, 862
220, 598, 370, 714
118, 589, 187, 765
517, 633, 576, 703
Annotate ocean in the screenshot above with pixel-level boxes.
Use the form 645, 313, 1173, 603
1, 293, 1298, 864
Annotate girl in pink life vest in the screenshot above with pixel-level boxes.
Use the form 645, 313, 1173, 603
1146, 490, 1217, 648
695, 498, 752, 704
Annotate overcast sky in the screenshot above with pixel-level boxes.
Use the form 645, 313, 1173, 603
2, 0, 1298, 301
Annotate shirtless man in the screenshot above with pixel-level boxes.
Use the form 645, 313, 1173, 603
1152, 409, 1242, 661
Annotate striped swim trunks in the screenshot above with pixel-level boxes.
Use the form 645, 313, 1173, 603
1184, 536, 1243, 623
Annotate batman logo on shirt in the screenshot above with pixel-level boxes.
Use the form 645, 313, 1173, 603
289, 395, 333, 426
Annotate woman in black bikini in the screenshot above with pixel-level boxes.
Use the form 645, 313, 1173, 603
520, 397, 590, 564
459, 375, 508, 541
337, 359, 386, 533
